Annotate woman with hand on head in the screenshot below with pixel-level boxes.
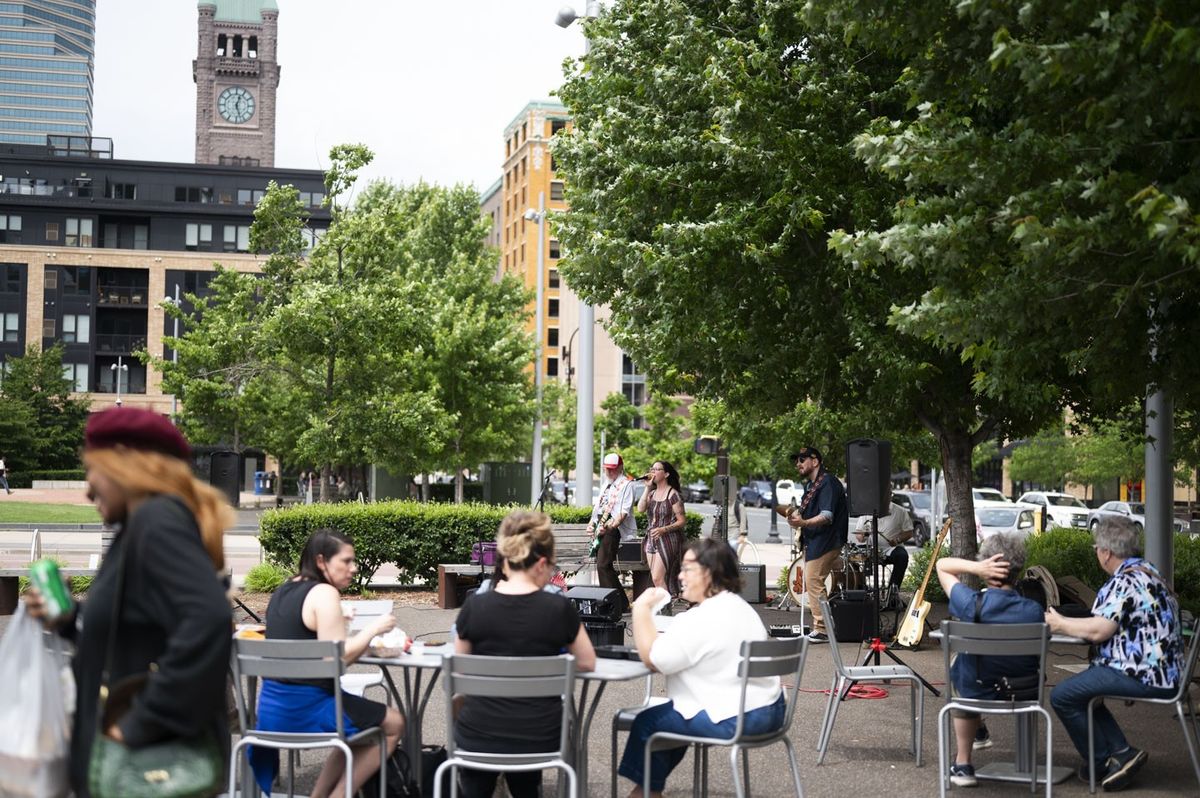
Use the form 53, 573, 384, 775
23, 407, 235, 798
452, 510, 596, 798
619, 538, 783, 798
249, 529, 404, 798
636, 460, 687, 598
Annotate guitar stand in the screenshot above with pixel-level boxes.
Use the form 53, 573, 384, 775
849, 513, 940, 698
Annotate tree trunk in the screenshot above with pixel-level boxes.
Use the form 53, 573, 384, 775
421, 472, 430, 502
938, 428, 978, 560
320, 464, 331, 503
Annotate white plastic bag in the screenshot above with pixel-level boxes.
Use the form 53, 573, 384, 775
0, 605, 73, 797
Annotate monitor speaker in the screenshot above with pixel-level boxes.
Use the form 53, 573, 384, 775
846, 438, 891, 517
565, 586, 623, 623
738, 563, 766, 604
210, 450, 241, 508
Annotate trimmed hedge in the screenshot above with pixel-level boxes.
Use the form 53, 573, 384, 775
258, 501, 704, 593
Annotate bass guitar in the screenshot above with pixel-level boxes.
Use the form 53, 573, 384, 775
894, 518, 952, 648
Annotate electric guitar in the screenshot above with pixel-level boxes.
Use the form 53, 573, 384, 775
894, 518, 952, 647
588, 509, 612, 557
773, 497, 800, 519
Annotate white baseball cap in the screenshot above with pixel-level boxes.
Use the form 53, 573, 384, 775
602, 453, 622, 468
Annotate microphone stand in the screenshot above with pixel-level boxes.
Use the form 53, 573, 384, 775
534, 469, 554, 512
851, 511, 939, 696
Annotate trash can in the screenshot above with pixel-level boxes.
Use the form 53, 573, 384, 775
254, 470, 267, 495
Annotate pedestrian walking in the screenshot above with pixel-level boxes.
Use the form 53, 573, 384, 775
0, 453, 12, 494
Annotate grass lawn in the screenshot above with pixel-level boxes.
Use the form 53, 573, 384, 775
0, 502, 99, 523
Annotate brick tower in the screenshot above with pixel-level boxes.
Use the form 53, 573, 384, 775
193, 1, 280, 167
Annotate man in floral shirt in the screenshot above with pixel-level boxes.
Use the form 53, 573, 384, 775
1046, 516, 1183, 791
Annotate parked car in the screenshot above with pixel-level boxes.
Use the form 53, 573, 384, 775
890, 491, 930, 545
737, 480, 775, 508
976, 506, 1037, 541
548, 479, 567, 504
1015, 491, 1089, 530
1087, 501, 1189, 534
775, 479, 803, 506
972, 487, 1012, 504
892, 489, 926, 544
683, 480, 711, 503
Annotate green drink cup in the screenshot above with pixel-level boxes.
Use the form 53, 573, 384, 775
29, 558, 73, 621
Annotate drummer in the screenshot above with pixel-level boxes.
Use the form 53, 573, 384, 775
853, 500, 914, 608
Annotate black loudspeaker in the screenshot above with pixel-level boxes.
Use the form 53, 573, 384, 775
565, 586, 623, 623
617, 541, 643, 563
738, 563, 766, 604
829, 594, 879, 642
583, 620, 626, 647
846, 438, 891, 517
209, 450, 241, 508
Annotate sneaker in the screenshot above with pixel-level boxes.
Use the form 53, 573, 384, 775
1077, 759, 1106, 784
972, 724, 993, 751
1102, 747, 1148, 792
949, 763, 977, 787
806, 630, 829, 644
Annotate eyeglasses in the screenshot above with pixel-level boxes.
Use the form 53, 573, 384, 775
650, 466, 664, 472
680, 563, 703, 574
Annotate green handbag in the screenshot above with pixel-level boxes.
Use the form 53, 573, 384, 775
86, 533, 224, 798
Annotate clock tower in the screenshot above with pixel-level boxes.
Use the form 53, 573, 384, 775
193, 1, 280, 167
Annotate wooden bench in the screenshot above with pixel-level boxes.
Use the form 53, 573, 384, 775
437, 524, 649, 609
0, 568, 97, 615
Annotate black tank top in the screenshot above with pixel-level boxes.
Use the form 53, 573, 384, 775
265, 579, 329, 689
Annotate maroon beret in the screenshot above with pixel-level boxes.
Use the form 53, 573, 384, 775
85, 407, 191, 461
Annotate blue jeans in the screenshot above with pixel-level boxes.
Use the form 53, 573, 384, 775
1050, 665, 1174, 767
618, 697, 786, 792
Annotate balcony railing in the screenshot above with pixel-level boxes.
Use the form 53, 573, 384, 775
97, 286, 148, 306
95, 334, 145, 354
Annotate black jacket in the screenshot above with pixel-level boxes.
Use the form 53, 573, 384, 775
65, 494, 230, 796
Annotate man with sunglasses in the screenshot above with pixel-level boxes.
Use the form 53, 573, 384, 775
787, 447, 848, 643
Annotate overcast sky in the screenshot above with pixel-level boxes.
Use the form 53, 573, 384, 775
93, 1, 589, 191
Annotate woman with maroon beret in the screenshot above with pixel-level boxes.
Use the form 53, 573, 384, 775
25, 406, 234, 797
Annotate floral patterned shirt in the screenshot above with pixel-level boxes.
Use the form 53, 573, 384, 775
1091, 557, 1183, 689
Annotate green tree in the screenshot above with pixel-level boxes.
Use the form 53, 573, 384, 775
552, 0, 1103, 556
540, 380, 577, 477
1, 343, 89, 470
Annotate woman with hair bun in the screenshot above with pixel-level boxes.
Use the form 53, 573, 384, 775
636, 460, 687, 597
452, 510, 596, 798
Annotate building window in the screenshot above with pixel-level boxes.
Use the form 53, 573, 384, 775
0, 264, 19, 293
548, 298, 559, 318
61, 266, 91, 296
551, 120, 567, 136
41, 317, 54, 337
522, 122, 527, 141
65, 217, 93, 247
622, 353, 647, 408
62, 362, 88, 392
224, 225, 250, 252
547, 327, 559, 347
546, 357, 559, 377
61, 313, 89, 343
174, 186, 213, 203
550, 181, 565, 202
134, 225, 148, 250
1, 312, 17, 343
0, 214, 21, 244
548, 269, 559, 288
45, 221, 59, 242
237, 189, 252, 205
549, 240, 560, 259
550, 155, 557, 172
43, 267, 56, 289
185, 223, 213, 250
520, 243, 525, 264
105, 183, 136, 200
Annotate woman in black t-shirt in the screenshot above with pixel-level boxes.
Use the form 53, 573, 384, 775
454, 510, 597, 798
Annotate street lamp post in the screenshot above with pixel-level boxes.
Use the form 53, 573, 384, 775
525, 195, 547, 503
110, 356, 128, 408
163, 284, 181, 422
562, 326, 579, 388
557, 0, 600, 508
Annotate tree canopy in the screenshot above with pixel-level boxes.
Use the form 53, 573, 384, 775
0, 344, 90, 470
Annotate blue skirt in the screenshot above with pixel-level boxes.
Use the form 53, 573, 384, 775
248, 679, 386, 794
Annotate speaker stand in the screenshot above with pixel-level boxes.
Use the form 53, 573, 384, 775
851, 513, 940, 698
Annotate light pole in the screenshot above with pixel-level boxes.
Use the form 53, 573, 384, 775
525, 194, 547, 503
110, 356, 128, 408
557, 0, 600, 508
163, 284, 181, 422
562, 326, 579, 388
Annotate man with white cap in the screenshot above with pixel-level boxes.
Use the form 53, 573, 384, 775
588, 452, 637, 614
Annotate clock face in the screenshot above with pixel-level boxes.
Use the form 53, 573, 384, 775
217, 86, 255, 124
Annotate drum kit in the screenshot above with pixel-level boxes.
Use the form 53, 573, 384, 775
783, 542, 876, 606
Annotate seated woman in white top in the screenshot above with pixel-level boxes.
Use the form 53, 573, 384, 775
618, 538, 784, 798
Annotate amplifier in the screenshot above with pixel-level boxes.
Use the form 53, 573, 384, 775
583, 620, 626, 647
738, 563, 766, 604
617, 540, 644, 562
565, 586, 624, 623
829, 593, 878, 642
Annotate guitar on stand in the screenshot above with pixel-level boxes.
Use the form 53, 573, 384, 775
771, 500, 805, 614
895, 518, 952, 648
